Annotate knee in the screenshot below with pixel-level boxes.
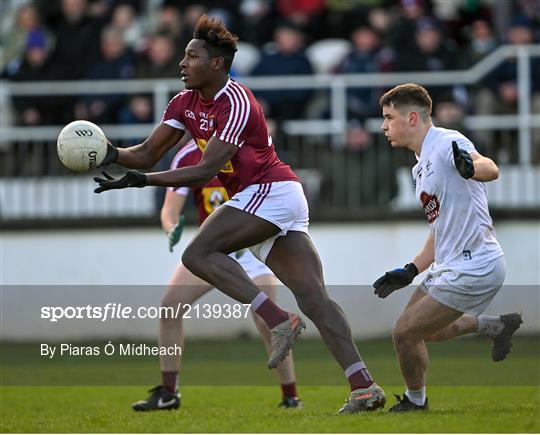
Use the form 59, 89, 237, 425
159, 293, 186, 323
160, 292, 174, 309
160, 291, 181, 311
393, 321, 416, 348
181, 243, 206, 275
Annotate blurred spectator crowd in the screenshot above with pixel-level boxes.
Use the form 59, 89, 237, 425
1, 0, 540, 165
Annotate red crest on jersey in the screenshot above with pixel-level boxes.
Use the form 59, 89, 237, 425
420, 192, 440, 223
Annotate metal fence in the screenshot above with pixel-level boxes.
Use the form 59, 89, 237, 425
1, 44, 539, 224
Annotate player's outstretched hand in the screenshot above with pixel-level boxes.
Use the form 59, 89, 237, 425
100, 140, 119, 166
93, 170, 146, 193
373, 263, 418, 298
452, 141, 475, 179
168, 215, 185, 252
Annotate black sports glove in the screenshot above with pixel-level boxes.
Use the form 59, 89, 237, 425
93, 170, 147, 193
452, 141, 475, 179
373, 263, 419, 298
100, 141, 119, 166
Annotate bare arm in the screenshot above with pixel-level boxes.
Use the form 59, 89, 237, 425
411, 232, 435, 273
160, 191, 188, 233
470, 151, 499, 182
94, 137, 238, 194
116, 123, 185, 169
145, 136, 237, 187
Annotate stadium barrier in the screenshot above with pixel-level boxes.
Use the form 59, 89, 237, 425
1, 44, 539, 223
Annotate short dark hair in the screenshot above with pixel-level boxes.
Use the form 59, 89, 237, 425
193, 14, 238, 72
380, 83, 432, 119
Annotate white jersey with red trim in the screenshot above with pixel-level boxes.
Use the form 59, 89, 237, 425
412, 126, 503, 268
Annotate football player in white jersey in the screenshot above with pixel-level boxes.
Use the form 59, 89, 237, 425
373, 83, 522, 412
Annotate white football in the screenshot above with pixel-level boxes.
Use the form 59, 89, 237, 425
57, 120, 107, 172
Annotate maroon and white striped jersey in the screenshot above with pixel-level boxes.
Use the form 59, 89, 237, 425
412, 126, 503, 268
161, 78, 298, 197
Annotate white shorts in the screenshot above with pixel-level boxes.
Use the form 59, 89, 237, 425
233, 249, 273, 279
419, 255, 506, 316
224, 181, 309, 263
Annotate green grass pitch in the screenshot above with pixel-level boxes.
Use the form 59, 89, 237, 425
1, 337, 539, 433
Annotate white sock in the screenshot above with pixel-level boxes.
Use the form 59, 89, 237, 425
477, 315, 504, 338
405, 387, 426, 406
250, 291, 268, 311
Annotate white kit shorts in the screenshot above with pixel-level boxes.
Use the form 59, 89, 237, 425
419, 255, 507, 316
224, 181, 309, 262
234, 249, 273, 279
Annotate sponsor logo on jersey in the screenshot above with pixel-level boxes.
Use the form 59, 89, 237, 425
426, 160, 434, 177
420, 191, 440, 223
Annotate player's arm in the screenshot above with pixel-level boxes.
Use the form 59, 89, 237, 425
452, 141, 499, 182
410, 232, 435, 273
147, 137, 236, 187
102, 123, 185, 169
94, 137, 237, 192
161, 190, 188, 252
469, 152, 499, 182
372, 233, 434, 299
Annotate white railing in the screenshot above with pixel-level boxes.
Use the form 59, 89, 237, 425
1, 44, 540, 221
1, 44, 539, 163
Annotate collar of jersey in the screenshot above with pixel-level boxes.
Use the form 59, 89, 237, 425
416, 125, 436, 161
213, 77, 232, 101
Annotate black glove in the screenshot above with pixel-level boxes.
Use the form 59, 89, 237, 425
452, 141, 475, 179
373, 263, 418, 298
93, 170, 147, 193
100, 141, 119, 166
